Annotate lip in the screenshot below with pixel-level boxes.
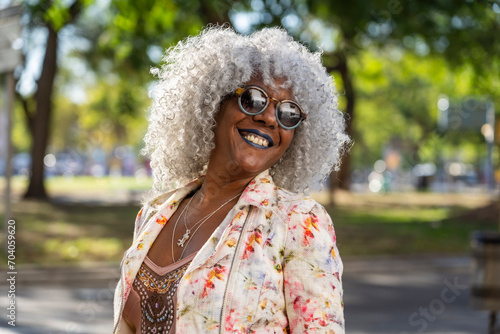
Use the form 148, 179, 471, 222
238, 128, 275, 147
240, 135, 270, 149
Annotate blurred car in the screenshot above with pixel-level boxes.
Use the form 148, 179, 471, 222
12, 152, 31, 176
54, 152, 84, 176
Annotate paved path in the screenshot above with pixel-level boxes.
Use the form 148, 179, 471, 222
0, 255, 491, 333
342, 255, 489, 333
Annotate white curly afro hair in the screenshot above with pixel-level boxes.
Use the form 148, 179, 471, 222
143, 25, 350, 196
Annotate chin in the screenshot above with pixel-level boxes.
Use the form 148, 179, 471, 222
233, 154, 268, 176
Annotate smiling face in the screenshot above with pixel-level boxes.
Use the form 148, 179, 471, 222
209, 77, 296, 179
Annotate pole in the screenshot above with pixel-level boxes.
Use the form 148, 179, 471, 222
3, 71, 14, 253
0, 4, 23, 253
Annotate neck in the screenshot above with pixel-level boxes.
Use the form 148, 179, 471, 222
194, 160, 259, 208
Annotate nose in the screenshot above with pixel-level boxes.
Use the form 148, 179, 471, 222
252, 99, 278, 129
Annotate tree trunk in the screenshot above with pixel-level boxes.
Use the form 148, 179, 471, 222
23, 25, 58, 199
334, 51, 354, 190
199, 0, 231, 26
326, 51, 355, 204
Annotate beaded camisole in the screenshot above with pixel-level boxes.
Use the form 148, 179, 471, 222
122, 252, 196, 334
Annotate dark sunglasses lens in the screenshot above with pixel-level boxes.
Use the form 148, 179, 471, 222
240, 88, 267, 114
278, 103, 302, 128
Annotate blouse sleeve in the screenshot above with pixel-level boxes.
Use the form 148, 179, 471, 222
132, 206, 144, 242
132, 203, 155, 242
283, 202, 345, 333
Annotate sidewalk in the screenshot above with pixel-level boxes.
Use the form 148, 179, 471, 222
0, 255, 490, 333
342, 255, 488, 333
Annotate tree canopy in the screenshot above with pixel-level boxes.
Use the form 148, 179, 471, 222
12, 0, 500, 198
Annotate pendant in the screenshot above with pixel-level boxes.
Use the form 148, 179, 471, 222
177, 229, 190, 247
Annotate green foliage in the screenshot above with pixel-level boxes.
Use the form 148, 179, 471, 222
49, 78, 149, 153
26, 0, 93, 31
80, 78, 150, 149
83, 0, 210, 77
305, 0, 500, 66
226, 0, 499, 171
351, 49, 439, 166
16, 0, 500, 176
34, 0, 240, 159
43, 1, 71, 31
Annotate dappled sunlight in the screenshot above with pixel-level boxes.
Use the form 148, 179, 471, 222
312, 189, 498, 257
327, 189, 493, 208
43, 237, 123, 263
0, 198, 139, 265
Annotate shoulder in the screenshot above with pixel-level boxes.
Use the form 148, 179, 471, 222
269, 187, 333, 235
133, 189, 178, 236
140, 174, 205, 212
272, 187, 337, 246
140, 191, 174, 219
142, 188, 178, 210
274, 186, 322, 215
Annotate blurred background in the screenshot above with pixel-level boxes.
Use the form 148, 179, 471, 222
0, 0, 499, 333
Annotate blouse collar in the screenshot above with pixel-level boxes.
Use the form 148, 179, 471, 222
165, 169, 278, 211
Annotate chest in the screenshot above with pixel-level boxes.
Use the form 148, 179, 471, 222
148, 200, 236, 267
175, 208, 289, 333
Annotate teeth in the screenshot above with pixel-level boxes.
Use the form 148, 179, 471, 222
244, 134, 269, 147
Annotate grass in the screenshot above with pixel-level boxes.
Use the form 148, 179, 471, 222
0, 177, 498, 265
1, 175, 153, 198
7, 200, 140, 265
325, 191, 498, 257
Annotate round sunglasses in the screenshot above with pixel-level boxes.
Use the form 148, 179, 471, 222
235, 86, 307, 130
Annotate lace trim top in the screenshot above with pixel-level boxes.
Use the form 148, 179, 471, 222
122, 253, 196, 334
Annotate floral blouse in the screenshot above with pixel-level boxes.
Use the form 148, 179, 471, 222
113, 169, 344, 333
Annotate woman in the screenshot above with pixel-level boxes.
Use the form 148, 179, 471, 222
114, 26, 349, 334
